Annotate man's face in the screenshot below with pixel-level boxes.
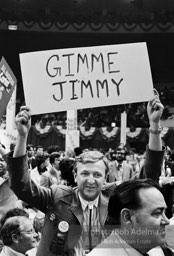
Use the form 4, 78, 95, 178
27, 147, 34, 158
18, 219, 38, 253
36, 147, 44, 156
130, 187, 169, 250
74, 160, 106, 201
53, 157, 61, 171
0, 156, 7, 177
40, 158, 50, 172
115, 150, 125, 162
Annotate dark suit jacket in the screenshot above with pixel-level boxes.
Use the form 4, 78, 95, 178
7, 152, 116, 256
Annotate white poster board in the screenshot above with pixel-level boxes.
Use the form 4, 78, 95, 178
20, 42, 154, 115
0, 129, 17, 151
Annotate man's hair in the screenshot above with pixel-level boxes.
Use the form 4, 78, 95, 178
59, 158, 76, 187
1, 208, 29, 227
47, 145, 61, 154
36, 145, 43, 151
74, 147, 83, 156
107, 179, 160, 225
26, 144, 34, 151
49, 152, 60, 165
0, 216, 29, 246
73, 150, 109, 175
35, 154, 49, 168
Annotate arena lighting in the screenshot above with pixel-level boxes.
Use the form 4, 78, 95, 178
8, 25, 18, 30
111, 122, 116, 127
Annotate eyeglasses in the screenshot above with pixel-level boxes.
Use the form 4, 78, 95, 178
116, 152, 125, 155
20, 228, 36, 235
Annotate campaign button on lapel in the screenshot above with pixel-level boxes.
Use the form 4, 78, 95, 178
58, 221, 69, 232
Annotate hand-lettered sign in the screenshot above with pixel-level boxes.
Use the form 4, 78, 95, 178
0, 57, 17, 118
20, 42, 154, 115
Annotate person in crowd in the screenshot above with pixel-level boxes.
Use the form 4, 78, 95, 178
0, 208, 29, 228
6, 92, 165, 256
74, 147, 83, 160
47, 145, 61, 155
26, 144, 35, 170
0, 208, 29, 253
0, 216, 38, 256
160, 148, 174, 219
27, 145, 44, 170
35, 146, 44, 157
126, 147, 141, 178
108, 145, 134, 184
59, 158, 76, 187
0, 145, 20, 220
158, 164, 174, 219
40, 152, 62, 188
30, 154, 50, 185
88, 178, 173, 256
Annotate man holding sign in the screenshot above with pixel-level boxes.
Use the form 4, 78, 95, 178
6, 91, 165, 256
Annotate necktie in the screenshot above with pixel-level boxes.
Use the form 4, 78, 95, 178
88, 202, 93, 252
118, 163, 122, 170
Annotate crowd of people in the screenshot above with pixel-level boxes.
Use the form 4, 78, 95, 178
0, 92, 174, 256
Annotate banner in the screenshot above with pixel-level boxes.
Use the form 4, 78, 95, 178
20, 42, 154, 115
0, 57, 17, 119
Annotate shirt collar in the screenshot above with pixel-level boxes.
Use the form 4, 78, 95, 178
78, 192, 99, 211
1, 246, 25, 256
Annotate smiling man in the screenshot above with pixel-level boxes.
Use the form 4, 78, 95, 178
73, 151, 108, 201
7, 110, 115, 256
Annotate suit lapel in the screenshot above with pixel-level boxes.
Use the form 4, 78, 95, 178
68, 189, 109, 226
69, 189, 83, 225
99, 193, 108, 225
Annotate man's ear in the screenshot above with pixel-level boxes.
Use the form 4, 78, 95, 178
73, 170, 77, 183
11, 233, 20, 244
120, 208, 132, 224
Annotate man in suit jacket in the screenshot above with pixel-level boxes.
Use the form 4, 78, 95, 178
108, 146, 133, 184
40, 152, 62, 188
7, 110, 116, 256
88, 179, 174, 256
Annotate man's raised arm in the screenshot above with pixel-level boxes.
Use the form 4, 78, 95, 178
147, 90, 164, 151
13, 106, 31, 157
140, 90, 165, 181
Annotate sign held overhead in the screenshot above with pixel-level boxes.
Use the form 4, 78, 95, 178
20, 42, 154, 115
